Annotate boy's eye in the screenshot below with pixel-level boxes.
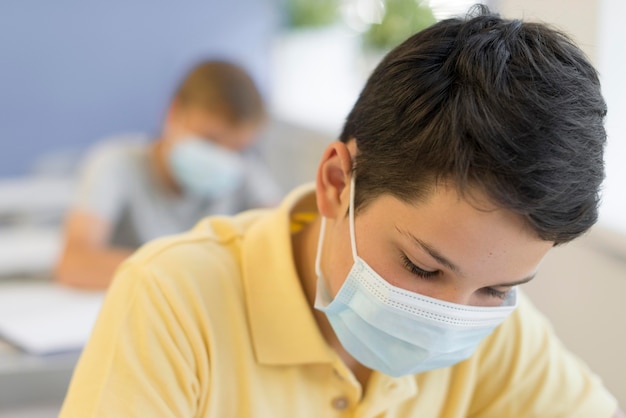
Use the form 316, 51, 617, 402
480, 287, 510, 300
401, 254, 439, 279
402, 253, 511, 301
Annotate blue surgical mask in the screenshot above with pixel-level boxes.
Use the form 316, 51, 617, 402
168, 137, 245, 198
314, 176, 518, 377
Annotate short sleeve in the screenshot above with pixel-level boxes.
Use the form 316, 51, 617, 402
468, 292, 618, 418
59, 260, 204, 418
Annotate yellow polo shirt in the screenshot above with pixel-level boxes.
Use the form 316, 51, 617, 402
60, 184, 618, 418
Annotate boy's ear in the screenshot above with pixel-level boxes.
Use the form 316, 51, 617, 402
316, 141, 355, 219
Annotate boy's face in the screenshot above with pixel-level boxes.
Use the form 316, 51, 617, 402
317, 144, 554, 308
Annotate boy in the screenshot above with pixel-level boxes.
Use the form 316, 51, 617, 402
54, 60, 281, 289
60, 7, 623, 417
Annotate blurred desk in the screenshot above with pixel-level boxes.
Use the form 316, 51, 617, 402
0, 175, 71, 279
0, 176, 73, 215
0, 339, 78, 410
0, 280, 103, 412
0, 228, 61, 278
0, 176, 76, 412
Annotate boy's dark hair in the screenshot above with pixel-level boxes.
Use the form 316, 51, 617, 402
174, 60, 266, 125
340, 5, 606, 244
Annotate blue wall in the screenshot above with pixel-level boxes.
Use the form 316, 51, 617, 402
0, 0, 278, 177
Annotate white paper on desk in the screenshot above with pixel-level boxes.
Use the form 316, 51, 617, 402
0, 281, 105, 355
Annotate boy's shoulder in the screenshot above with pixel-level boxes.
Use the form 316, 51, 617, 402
122, 208, 272, 276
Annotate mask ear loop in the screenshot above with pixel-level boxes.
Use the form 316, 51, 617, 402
348, 175, 358, 262
314, 217, 326, 278
315, 172, 358, 277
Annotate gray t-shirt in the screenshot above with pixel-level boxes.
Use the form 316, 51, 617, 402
73, 134, 283, 248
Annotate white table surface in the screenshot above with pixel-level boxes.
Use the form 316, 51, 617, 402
0, 279, 100, 411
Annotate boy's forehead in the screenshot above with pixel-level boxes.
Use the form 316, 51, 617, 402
358, 187, 551, 279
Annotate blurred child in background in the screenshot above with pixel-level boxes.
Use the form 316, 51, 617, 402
54, 60, 282, 289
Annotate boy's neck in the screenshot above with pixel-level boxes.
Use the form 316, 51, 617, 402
291, 216, 372, 388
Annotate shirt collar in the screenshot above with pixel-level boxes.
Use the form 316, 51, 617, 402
241, 183, 333, 365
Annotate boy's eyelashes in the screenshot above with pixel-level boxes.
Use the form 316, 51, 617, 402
400, 253, 439, 279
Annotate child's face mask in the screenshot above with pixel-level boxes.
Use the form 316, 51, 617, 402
168, 137, 245, 198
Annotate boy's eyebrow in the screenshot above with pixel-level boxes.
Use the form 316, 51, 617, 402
493, 274, 536, 288
397, 226, 538, 287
